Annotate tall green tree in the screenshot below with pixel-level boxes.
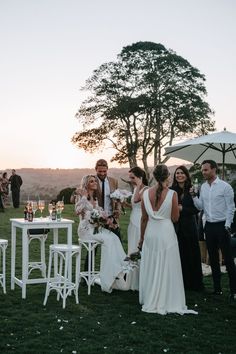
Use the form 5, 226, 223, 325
72, 41, 215, 178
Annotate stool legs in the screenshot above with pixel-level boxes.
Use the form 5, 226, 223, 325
79, 240, 101, 295
44, 245, 80, 309
0, 240, 8, 294
28, 234, 47, 277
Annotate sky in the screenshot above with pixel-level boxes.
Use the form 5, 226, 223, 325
0, 0, 236, 170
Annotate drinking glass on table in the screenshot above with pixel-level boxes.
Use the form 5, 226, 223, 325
48, 203, 53, 219
38, 200, 45, 218
31, 201, 38, 218
59, 200, 64, 212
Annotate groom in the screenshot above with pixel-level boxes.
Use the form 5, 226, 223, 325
83, 159, 121, 274
95, 159, 121, 239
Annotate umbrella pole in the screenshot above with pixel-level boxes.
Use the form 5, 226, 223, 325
222, 148, 225, 180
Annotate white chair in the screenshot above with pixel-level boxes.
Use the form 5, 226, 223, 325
79, 239, 102, 295
43, 244, 80, 309
0, 239, 8, 294
27, 229, 49, 277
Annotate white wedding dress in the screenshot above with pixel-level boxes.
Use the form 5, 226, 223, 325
128, 188, 142, 255
139, 189, 197, 315
76, 196, 127, 293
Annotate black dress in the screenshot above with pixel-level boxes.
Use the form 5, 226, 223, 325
172, 186, 204, 291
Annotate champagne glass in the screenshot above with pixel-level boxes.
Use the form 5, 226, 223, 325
31, 201, 38, 218
38, 200, 45, 219
48, 203, 53, 219
59, 200, 64, 212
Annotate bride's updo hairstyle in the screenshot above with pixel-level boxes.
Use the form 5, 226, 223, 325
80, 175, 97, 201
153, 164, 170, 206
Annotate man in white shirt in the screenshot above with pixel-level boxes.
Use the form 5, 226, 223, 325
192, 160, 236, 301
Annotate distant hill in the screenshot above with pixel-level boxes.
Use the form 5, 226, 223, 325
3, 166, 190, 202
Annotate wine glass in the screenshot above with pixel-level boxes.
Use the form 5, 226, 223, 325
31, 201, 38, 218
48, 203, 53, 219
38, 200, 45, 219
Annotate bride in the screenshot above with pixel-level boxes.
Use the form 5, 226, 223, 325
75, 175, 127, 293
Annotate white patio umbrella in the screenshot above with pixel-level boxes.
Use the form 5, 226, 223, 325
164, 129, 236, 179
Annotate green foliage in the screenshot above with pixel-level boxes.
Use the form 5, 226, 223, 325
73, 41, 215, 178
56, 187, 76, 204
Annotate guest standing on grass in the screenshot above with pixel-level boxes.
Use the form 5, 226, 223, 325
9, 169, 23, 208
171, 165, 204, 291
139, 164, 197, 315
1, 172, 9, 207
191, 160, 236, 301
0, 173, 5, 212
126, 167, 149, 255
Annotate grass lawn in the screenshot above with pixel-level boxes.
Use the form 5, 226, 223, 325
0, 205, 236, 354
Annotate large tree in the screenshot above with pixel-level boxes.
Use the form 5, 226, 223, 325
72, 41, 215, 178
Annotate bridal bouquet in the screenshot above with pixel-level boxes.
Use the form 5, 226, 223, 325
124, 250, 141, 263
110, 189, 132, 215
110, 189, 132, 202
89, 209, 108, 234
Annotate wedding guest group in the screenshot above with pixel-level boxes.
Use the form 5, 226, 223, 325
9, 169, 23, 208
72, 160, 236, 313
171, 165, 204, 291
192, 160, 236, 301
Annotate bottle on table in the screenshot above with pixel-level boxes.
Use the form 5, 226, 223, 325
24, 205, 28, 221
51, 203, 57, 221
28, 203, 33, 222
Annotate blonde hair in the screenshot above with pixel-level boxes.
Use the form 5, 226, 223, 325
80, 175, 97, 201
80, 175, 96, 190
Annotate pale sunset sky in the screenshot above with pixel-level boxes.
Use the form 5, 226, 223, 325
0, 0, 235, 170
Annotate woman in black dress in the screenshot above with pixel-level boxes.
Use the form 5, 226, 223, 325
171, 165, 204, 291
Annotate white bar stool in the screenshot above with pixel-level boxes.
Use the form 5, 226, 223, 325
79, 239, 102, 295
43, 244, 80, 309
0, 239, 8, 294
27, 229, 49, 277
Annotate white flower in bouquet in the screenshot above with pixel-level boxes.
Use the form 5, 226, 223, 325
89, 208, 108, 234
110, 189, 132, 202
90, 209, 101, 221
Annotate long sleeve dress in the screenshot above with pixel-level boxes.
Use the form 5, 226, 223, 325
76, 196, 127, 293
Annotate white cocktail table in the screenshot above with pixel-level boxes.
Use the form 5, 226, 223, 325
10, 217, 74, 299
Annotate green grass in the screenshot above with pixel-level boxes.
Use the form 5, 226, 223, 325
0, 205, 236, 354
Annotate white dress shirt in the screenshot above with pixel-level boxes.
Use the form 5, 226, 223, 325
98, 177, 113, 216
193, 177, 235, 228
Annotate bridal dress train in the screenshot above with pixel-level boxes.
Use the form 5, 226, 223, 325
76, 196, 132, 293
139, 189, 198, 315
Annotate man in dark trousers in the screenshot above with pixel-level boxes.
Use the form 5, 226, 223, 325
9, 169, 23, 208
192, 160, 236, 302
